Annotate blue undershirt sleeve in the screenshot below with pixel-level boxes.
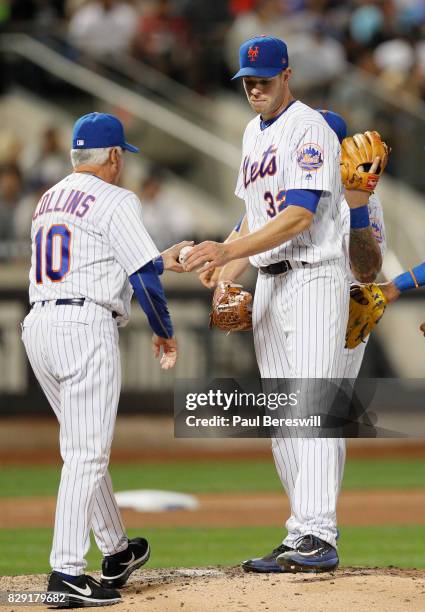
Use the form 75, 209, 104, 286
284, 189, 323, 213
153, 256, 164, 275
129, 261, 173, 338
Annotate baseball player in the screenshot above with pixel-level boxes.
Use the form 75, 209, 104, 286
200, 110, 384, 292
21, 112, 189, 607
310, 113, 386, 382
186, 35, 373, 573
202, 109, 387, 572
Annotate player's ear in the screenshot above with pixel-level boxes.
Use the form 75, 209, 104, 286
282, 68, 292, 82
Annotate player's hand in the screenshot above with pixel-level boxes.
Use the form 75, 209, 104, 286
185, 241, 230, 273
161, 240, 194, 272
344, 156, 381, 209
420, 322, 425, 337
198, 265, 221, 288
152, 334, 178, 369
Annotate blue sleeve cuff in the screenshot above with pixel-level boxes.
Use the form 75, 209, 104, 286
129, 261, 173, 338
350, 205, 370, 229
394, 262, 425, 293
153, 256, 164, 275
285, 189, 322, 213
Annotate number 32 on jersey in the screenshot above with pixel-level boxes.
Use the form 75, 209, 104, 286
35, 224, 71, 284
265, 189, 286, 218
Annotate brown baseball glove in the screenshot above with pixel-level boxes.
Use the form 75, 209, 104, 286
345, 283, 388, 349
209, 282, 253, 333
341, 131, 390, 192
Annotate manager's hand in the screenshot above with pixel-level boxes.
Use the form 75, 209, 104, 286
152, 334, 178, 369
161, 240, 194, 272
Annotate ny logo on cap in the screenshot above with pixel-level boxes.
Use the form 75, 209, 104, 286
248, 46, 259, 62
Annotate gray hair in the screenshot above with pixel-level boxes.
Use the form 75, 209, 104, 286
70, 146, 122, 168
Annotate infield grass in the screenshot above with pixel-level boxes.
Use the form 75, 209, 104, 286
1, 459, 424, 575
0, 526, 424, 575
0, 459, 424, 498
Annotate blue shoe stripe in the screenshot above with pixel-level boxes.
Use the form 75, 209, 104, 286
289, 553, 338, 568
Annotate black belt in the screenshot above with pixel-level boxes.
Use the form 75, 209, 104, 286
260, 260, 308, 275
31, 298, 118, 319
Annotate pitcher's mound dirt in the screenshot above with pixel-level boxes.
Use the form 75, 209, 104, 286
1, 567, 425, 612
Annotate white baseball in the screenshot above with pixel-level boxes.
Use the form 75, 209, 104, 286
178, 245, 193, 266
178, 245, 209, 273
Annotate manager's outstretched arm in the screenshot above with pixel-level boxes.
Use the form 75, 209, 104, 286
185, 204, 313, 272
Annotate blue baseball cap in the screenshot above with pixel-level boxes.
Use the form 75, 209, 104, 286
318, 109, 347, 143
232, 36, 289, 80
72, 112, 139, 153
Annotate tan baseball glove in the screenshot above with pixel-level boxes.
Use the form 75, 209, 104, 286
345, 284, 388, 349
209, 282, 253, 333
341, 131, 390, 192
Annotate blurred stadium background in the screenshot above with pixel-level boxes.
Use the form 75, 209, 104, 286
0, 0, 424, 577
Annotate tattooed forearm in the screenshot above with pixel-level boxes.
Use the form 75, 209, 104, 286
349, 226, 382, 283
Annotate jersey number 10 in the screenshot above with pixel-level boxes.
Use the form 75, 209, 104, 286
35, 224, 71, 284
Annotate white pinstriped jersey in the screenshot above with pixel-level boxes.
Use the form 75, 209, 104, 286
341, 192, 386, 283
29, 172, 159, 320
235, 100, 345, 266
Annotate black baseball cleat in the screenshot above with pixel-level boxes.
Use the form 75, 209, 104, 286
101, 537, 150, 588
47, 572, 121, 608
242, 544, 294, 573
276, 534, 339, 573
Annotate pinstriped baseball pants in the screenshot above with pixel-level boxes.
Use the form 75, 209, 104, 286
334, 338, 368, 501
22, 301, 128, 575
253, 260, 350, 548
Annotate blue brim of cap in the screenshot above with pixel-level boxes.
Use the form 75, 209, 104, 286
123, 142, 139, 153
231, 66, 284, 80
